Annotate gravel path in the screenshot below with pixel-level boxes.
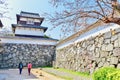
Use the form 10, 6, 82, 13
43, 68, 92, 80
0, 69, 39, 80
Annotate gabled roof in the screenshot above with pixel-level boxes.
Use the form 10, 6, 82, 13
16, 11, 44, 25
21, 11, 39, 16
12, 24, 48, 32
0, 20, 3, 27
19, 11, 42, 19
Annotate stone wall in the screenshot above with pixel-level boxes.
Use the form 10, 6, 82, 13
0, 43, 56, 68
55, 28, 120, 73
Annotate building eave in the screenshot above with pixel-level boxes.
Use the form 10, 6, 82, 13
12, 24, 48, 32
21, 11, 40, 16
16, 14, 44, 19
0, 36, 59, 41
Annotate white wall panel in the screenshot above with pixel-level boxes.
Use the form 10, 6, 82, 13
20, 17, 27, 21
15, 27, 44, 36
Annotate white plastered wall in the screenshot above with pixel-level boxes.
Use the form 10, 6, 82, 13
20, 17, 40, 22
15, 27, 44, 36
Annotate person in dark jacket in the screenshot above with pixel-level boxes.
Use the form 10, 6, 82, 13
18, 62, 23, 74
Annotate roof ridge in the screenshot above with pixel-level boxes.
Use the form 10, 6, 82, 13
20, 11, 40, 16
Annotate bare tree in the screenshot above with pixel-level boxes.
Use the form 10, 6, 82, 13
48, 0, 120, 34
0, 0, 9, 18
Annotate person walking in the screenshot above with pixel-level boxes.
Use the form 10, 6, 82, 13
18, 62, 23, 74
27, 62, 32, 75
87, 61, 93, 74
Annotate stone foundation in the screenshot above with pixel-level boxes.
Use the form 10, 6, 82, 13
55, 28, 120, 73
0, 43, 56, 68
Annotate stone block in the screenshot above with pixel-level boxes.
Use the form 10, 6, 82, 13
96, 58, 101, 64
98, 37, 104, 44
89, 40, 94, 44
110, 57, 118, 65
101, 58, 106, 62
100, 51, 108, 57
95, 37, 99, 42
111, 35, 118, 41
103, 62, 110, 67
101, 44, 106, 51
98, 62, 104, 68
0, 48, 4, 52
118, 33, 120, 37
97, 43, 102, 48
109, 65, 115, 68
118, 38, 120, 47
113, 48, 120, 56
104, 39, 110, 44
92, 62, 96, 69
106, 44, 113, 51
95, 52, 100, 58
89, 44, 95, 51
114, 39, 119, 47
107, 57, 111, 61
117, 64, 120, 69
104, 31, 112, 39
115, 28, 120, 34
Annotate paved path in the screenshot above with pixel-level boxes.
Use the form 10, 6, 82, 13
0, 69, 39, 80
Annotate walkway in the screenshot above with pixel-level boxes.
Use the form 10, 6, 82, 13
0, 68, 92, 80
0, 68, 64, 80
0, 69, 38, 80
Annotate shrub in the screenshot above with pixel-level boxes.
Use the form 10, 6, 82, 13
93, 67, 120, 80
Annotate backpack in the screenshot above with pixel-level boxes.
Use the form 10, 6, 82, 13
19, 63, 23, 68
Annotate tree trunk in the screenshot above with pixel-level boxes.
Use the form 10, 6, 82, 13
103, 17, 120, 25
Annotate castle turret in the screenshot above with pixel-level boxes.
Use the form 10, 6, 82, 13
12, 11, 48, 37
0, 11, 58, 45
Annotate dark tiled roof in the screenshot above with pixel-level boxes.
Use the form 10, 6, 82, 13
15, 35, 59, 41
16, 14, 43, 19
0, 36, 59, 41
17, 11, 43, 19
21, 11, 40, 16
0, 20, 3, 27
12, 24, 48, 32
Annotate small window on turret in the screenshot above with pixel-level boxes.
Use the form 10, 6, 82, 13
27, 19, 34, 24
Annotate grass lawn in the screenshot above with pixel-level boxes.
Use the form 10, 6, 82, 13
42, 67, 91, 80
56, 68, 90, 77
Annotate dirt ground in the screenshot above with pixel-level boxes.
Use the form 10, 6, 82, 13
31, 68, 64, 80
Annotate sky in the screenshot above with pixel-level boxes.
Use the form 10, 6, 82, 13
1, 0, 62, 39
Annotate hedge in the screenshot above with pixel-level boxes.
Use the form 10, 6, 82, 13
92, 67, 120, 80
